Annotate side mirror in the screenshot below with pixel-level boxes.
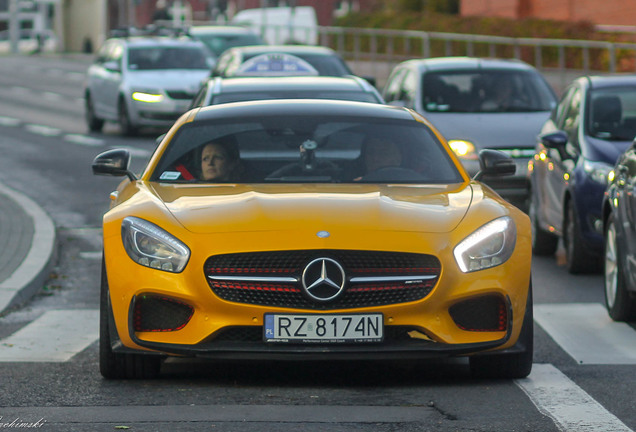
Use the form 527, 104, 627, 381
103, 60, 121, 73
92, 149, 136, 181
474, 149, 515, 180
540, 130, 571, 160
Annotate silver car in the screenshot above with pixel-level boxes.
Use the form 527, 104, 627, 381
84, 30, 212, 136
383, 57, 557, 211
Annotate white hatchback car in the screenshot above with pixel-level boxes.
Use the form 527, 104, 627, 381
84, 30, 212, 135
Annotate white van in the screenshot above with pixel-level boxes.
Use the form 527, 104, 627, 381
231, 6, 318, 45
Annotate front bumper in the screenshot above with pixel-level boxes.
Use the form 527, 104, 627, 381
129, 97, 193, 128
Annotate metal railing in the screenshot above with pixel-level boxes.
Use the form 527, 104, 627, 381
264, 24, 636, 92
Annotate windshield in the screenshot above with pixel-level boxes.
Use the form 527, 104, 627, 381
128, 46, 208, 70
151, 114, 462, 184
212, 91, 380, 105
422, 70, 556, 113
239, 52, 352, 76
587, 87, 636, 141
197, 34, 264, 57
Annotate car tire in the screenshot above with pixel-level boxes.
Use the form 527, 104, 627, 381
529, 193, 558, 256
99, 258, 161, 379
85, 93, 104, 133
564, 200, 601, 274
469, 282, 533, 379
118, 97, 138, 137
604, 214, 636, 321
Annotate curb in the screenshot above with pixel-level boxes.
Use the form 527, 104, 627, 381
0, 182, 56, 315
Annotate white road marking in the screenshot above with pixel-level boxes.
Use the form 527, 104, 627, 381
516, 364, 633, 432
43, 91, 63, 101
118, 146, 152, 158
64, 134, 104, 147
0, 116, 20, 127
534, 303, 636, 364
79, 251, 102, 260
0, 310, 98, 362
24, 124, 62, 137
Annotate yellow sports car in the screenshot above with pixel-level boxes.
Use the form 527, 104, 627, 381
92, 100, 532, 379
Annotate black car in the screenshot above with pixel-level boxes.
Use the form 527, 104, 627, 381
602, 140, 636, 321
530, 75, 636, 273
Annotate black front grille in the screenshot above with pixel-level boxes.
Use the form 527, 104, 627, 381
205, 250, 441, 310
166, 90, 195, 100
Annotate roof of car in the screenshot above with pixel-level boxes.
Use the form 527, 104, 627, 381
583, 75, 636, 89
401, 56, 538, 72
188, 25, 260, 35
110, 35, 205, 48
209, 75, 371, 93
193, 99, 414, 122
223, 44, 339, 56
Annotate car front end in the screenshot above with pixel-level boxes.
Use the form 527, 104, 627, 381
123, 71, 209, 128
103, 182, 531, 361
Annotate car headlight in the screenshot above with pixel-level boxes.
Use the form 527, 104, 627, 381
131, 90, 164, 103
448, 140, 478, 160
583, 160, 613, 185
454, 217, 516, 273
121, 217, 190, 273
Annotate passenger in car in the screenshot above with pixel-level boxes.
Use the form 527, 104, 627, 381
350, 135, 403, 181
198, 140, 242, 181
481, 77, 525, 111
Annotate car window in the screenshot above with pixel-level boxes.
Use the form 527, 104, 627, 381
562, 87, 582, 149
400, 70, 418, 108
128, 46, 208, 70
211, 51, 234, 76
151, 115, 462, 184
195, 34, 264, 57
224, 52, 352, 77
587, 87, 636, 141
421, 70, 555, 113
383, 67, 407, 103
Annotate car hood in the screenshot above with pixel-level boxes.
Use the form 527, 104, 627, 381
126, 70, 209, 91
148, 183, 474, 234
424, 111, 550, 149
584, 135, 632, 164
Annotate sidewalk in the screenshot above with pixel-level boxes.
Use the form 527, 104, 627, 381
0, 181, 56, 315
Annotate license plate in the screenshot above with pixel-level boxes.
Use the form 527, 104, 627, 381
264, 313, 383, 343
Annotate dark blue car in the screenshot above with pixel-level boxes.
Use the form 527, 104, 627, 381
529, 75, 636, 273
602, 140, 636, 321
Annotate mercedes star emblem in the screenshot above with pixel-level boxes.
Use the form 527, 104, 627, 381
301, 258, 346, 302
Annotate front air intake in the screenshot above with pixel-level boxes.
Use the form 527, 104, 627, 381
449, 295, 508, 332
133, 295, 194, 332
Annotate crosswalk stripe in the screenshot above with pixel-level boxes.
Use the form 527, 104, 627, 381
0, 309, 98, 362
24, 124, 62, 137
516, 364, 633, 432
534, 303, 636, 364
64, 134, 104, 147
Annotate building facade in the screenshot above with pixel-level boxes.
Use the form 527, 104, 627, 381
461, 0, 636, 28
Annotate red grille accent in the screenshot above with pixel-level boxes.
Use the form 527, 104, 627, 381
205, 250, 441, 310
